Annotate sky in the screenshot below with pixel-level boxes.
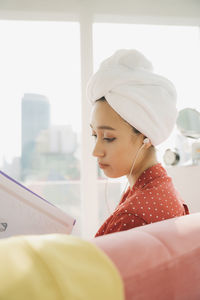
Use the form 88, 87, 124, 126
0, 20, 199, 164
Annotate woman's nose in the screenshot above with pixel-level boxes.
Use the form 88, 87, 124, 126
92, 141, 105, 157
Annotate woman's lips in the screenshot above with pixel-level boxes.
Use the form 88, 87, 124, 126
98, 163, 109, 169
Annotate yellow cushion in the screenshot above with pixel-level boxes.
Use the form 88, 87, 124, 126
0, 234, 124, 300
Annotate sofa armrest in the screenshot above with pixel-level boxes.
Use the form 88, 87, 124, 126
91, 213, 200, 300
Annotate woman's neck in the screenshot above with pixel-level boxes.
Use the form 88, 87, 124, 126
127, 152, 158, 189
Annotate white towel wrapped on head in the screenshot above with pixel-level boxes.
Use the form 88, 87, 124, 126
87, 49, 177, 146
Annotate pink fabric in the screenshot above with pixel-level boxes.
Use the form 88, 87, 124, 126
91, 213, 200, 300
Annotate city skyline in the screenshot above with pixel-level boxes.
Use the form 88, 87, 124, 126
3, 92, 80, 181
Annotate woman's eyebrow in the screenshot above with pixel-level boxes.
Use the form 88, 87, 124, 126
90, 124, 116, 130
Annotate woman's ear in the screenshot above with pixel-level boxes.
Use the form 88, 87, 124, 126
143, 137, 150, 144
143, 137, 152, 149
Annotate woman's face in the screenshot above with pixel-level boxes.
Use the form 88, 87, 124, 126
90, 101, 144, 178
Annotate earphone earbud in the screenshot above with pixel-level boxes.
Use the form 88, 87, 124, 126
143, 137, 150, 144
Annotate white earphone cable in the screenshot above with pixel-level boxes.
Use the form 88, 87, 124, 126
105, 178, 111, 215
122, 142, 146, 195
104, 139, 148, 215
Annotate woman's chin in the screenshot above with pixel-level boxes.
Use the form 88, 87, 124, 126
102, 169, 124, 179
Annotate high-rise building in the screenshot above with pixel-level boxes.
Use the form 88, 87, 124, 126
21, 93, 50, 179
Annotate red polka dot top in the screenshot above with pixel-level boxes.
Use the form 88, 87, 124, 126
95, 163, 189, 237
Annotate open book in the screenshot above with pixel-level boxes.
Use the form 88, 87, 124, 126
0, 170, 76, 238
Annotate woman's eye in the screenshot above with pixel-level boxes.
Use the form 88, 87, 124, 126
104, 138, 116, 142
91, 134, 116, 142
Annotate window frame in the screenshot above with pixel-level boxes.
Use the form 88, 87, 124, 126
0, 6, 199, 237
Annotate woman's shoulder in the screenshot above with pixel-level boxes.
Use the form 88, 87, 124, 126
115, 182, 187, 223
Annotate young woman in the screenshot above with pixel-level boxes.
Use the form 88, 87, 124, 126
87, 49, 189, 237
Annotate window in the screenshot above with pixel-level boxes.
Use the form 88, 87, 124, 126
0, 20, 82, 235
1, 19, 199, 237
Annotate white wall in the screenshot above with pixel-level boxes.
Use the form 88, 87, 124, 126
167, 165, 200, 213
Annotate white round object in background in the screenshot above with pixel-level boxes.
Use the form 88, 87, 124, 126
163, 149, 180, 166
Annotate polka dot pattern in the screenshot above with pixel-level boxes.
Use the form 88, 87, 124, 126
95, 163, 189, 237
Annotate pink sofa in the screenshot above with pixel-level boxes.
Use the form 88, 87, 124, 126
1, 213, 200, 299
91, 213, 200, 300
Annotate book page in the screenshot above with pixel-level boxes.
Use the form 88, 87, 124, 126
0, 171, 76, 238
